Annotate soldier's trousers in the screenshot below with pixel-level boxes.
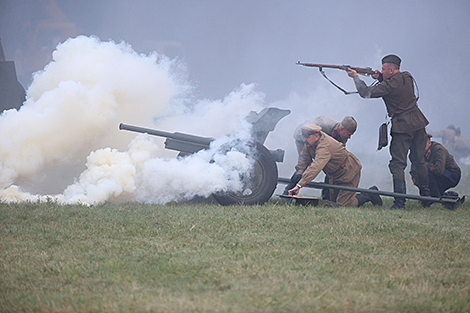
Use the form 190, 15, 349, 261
428, 169, 461, 197
330, 170, 360, 207
389, 128, 428, 182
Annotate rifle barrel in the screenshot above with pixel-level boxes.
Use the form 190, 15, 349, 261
296, 61, 375, 76
296, 62, 343, 69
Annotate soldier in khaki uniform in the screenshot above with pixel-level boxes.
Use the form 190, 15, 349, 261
347, 54, 430, 209
286, 115, 357, 198
288, 124, 382, 207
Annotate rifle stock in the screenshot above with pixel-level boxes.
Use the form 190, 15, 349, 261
296, 61, 377, 76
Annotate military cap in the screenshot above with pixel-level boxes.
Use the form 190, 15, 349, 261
341, 116, 357, 134
301, 124, 322, 137
382, 54, 401, 66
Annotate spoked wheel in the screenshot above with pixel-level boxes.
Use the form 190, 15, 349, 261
212, 141, 278, 206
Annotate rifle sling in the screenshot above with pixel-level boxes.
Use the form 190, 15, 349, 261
319, 67, 358, 95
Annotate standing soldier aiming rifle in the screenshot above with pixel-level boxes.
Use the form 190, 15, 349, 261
346, 54, 430, 210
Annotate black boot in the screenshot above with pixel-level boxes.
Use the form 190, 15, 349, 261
368, 186, 383, 206
356, 186, 383, 206
417, 175, 432, 207
388, 179, 406, 210
321, 176, 331, 200
442, 191, 459, 210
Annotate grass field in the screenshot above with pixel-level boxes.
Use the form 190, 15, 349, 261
1, 198, 470, 312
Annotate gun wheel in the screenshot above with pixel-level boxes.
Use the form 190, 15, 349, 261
212, 141, 278, 206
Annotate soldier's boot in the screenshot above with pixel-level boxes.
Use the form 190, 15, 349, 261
356, 186, 383, 207
442, 191, 459, 210
321, 176, 331, 200
388, 179, 406, 210
417, 175, 432, 208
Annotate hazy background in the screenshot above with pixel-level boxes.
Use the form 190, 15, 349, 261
1, 0, 469, 200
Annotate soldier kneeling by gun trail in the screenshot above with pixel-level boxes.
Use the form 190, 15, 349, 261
286, 124, 382, 207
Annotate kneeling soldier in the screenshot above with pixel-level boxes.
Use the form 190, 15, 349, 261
411, 133, 461, 198
288, 124, 382, 207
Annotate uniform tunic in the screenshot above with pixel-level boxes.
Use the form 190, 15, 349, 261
411, 141, 461, 197
295, 132, 362, 207
353, 72, 429, 181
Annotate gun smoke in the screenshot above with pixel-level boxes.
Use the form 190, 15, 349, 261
0, 36, 265, 205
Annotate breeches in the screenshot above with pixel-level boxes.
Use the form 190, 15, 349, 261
389, 128, 427, 181
428, 169, 461, 197
330, 170, 360, 207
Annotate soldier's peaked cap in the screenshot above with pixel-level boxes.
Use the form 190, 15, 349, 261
341, 116, 357, 134
382, 54, 401, 66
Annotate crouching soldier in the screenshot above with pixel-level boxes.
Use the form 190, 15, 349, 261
411, 133, 461, 198
288, 124, 382, 207
285, 115, 357, 198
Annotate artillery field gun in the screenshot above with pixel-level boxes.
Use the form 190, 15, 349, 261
120, 107, 291, 206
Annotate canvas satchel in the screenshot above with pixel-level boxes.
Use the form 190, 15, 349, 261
378, 121, 389, 151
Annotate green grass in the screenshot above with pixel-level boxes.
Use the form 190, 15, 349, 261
1, 199, 470, 312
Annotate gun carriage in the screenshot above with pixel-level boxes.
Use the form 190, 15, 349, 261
119, 107, 291, 206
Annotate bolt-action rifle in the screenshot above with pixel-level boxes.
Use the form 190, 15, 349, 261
296, 62, 377, 76
296, 61, 381, 95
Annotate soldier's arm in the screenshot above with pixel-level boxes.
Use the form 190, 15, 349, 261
428, 145, 446, 176
294, 147, 312, 175
297, 146, 331, 187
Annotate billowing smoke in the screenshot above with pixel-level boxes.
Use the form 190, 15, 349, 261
0, 36, 265, 205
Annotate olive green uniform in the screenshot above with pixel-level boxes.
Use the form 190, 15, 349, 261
295, 131, 362, 207
424, 142, 460, 175
353, 72, 429, 182
411, 141, 461, 197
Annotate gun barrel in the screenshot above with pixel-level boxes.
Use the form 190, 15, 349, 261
119, 123, 214, 147
120, 123, 174, 138
296, 62, 343, 69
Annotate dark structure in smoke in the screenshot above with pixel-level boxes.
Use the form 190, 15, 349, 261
0, 38, 26, 113
429, 124, 470, 160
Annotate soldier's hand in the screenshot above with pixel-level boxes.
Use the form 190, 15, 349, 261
346, 68, 357, 77
371, 70, 381, 80
289, 186, 300, 196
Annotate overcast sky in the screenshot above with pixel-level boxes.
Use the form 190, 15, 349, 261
2, 0, 469, 124
0, 0, 470, 135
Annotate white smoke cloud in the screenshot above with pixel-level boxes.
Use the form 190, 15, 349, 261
0, 36, 265, 205
59, 133, 254, 205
